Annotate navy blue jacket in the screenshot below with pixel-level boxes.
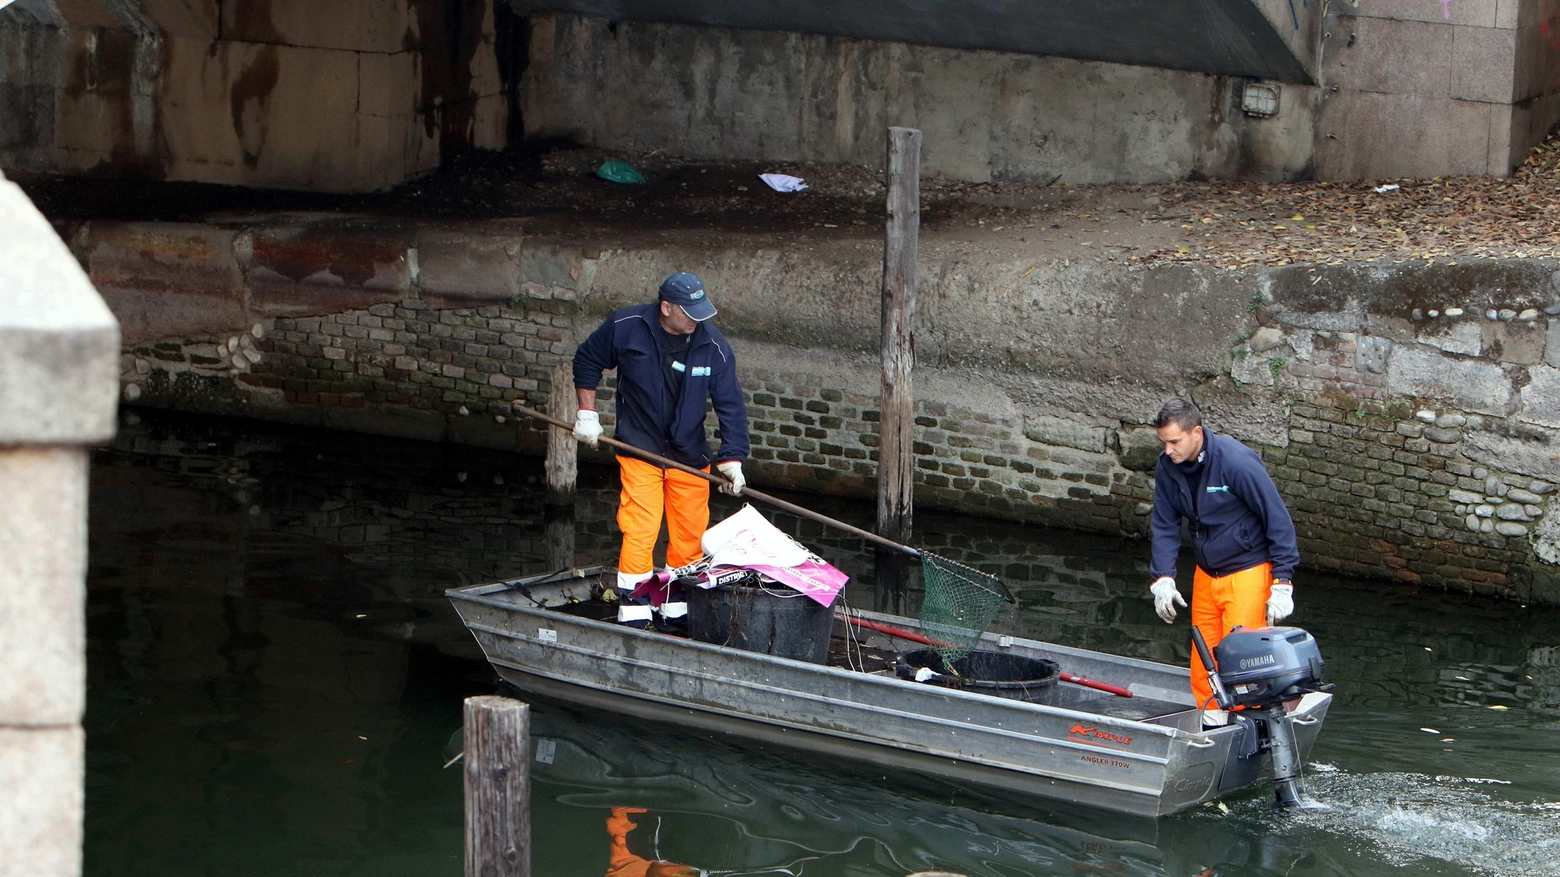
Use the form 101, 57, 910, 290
573, 303, 749, 468
1150, 428, 1299, 582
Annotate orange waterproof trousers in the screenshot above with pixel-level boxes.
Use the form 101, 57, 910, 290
616, 455, 710, 579
1189, 562, 1273, 711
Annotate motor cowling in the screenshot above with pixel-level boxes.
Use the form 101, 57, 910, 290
1212, 626, 1327, 710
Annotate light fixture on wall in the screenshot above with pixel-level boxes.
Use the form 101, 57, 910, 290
1241, 82, 1281, 118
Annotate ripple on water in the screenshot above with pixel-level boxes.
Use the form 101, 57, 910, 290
1290, 769, 1560, 876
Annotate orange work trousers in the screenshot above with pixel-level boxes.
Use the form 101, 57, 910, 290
1188, 562, 1273, 711
616, 455, 710, 579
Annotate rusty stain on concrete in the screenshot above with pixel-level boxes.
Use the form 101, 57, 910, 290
406, 0, 488, 156
8, 0, 514, 190
225, 0, 286, 44
229, 44, 279, 170
493, 1, 529, 144
60, 25, 168, 180
250, 226, 407, 287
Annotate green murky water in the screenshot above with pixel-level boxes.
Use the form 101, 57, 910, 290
85, 411, 1560, 877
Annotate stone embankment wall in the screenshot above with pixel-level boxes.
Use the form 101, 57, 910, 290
71, 216, 1560, 604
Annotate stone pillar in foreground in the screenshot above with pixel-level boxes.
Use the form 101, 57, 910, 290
0, 170, 121, 877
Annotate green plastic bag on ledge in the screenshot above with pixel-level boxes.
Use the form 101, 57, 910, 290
595, 160, 646, 184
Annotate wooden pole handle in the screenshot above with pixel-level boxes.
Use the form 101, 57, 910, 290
510, 401, 921, 558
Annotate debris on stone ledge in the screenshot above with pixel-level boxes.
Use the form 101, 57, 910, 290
1134, 128, 1560, 269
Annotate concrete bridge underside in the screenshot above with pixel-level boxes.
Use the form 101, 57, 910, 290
523, 0, 1319, 83
3, 0, 1557, 187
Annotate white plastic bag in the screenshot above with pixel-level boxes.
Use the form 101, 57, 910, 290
701, 504, 809, 568
759, 173, 808, 192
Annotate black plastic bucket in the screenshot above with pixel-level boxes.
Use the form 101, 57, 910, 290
685, 583, 836, 664
895, 648, 1060, 704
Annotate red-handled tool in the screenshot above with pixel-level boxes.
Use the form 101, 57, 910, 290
841, 614, 1132, 698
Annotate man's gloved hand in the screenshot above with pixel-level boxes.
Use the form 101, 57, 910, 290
1150, 576, 1186, 623
573, 409, 602, 448
1267, 582, 1294, 626
716, 461, 745, 496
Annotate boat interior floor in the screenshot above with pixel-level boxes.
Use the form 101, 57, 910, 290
545, 595, 1199, 730
1068, 693, 1199, 728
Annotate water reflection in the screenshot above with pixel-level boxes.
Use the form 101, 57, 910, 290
531, 698, 1181, 877
86, 409, 1560, 877
530, 696, 1544, 877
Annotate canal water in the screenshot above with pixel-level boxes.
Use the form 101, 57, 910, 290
86, 410, 1560, 877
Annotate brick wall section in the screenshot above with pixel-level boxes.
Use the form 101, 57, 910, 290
1264, 396, 1550, 595
252, 297, 577, 417
1282, 332, 1388, 399
740, 376, 1124, 534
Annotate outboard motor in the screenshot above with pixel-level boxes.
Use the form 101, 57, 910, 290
1192, 625, 1330, 807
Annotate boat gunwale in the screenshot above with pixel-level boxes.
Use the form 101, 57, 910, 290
460, 615, 1178, 765
448, 580, 1206, 741
491, 663, 1179, 815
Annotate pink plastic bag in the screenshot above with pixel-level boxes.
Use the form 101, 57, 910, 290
699, 505, 849, 606
747, 558, 848, 606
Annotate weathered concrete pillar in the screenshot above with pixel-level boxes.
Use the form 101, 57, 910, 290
0, 171, 121, 877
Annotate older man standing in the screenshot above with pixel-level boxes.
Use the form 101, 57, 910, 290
1148, 398, 1299, 728
571, 272, 750, 610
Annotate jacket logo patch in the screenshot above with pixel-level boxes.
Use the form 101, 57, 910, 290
691, 366, 711, 377
1206, 485, 1230, 493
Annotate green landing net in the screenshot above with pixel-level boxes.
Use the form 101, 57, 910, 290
918, 554, 1008, 665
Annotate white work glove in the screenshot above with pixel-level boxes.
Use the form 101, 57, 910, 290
573, 410, 602, 448
1150, 576, 1186, 624
1267, 582, 1294, 626
716, 461, 745, 496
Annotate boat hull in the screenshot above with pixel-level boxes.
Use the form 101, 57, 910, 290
449, 570, 1330, 817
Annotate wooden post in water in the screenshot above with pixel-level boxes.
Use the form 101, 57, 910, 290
464, 695, 531, 877
544, 361, 578, 504
544, 361, 577, 569
876, 127, 921, 610
878, 126, 920, 545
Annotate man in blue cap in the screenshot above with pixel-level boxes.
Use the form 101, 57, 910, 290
571, 272, 750, 613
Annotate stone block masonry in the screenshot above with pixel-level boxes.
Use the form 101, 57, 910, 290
78, 214, 1560, 605
739, 377, 1122, 534
1, 0, 516, 192
526, 7, 1560, 187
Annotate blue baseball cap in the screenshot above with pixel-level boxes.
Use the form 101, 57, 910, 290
658, 272, 717, 321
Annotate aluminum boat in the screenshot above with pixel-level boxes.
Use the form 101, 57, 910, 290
448, 566, 1330, 817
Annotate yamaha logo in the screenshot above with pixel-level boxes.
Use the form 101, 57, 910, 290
1239, 654, 1277, 670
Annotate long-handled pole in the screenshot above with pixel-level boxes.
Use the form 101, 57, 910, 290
511, 403, 922, 559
